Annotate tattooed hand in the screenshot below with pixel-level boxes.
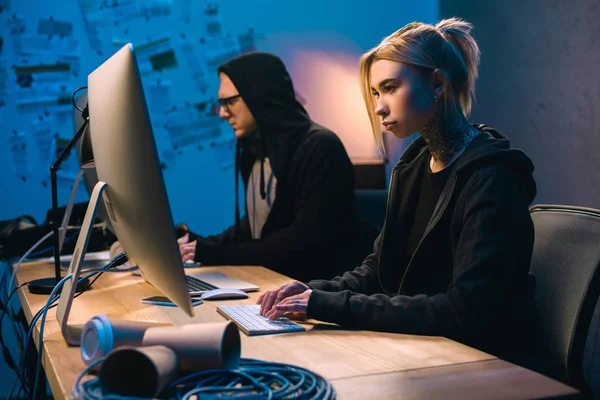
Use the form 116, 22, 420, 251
257, 280, 311, 320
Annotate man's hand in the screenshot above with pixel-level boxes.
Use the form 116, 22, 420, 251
177, 233, 197, 263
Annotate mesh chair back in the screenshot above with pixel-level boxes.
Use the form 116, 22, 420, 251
530, 204, 600, 388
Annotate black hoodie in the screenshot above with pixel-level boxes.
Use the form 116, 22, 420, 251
189, 52, 359, 281
306, 125, 542, 365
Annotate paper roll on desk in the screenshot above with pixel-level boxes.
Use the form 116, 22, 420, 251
81, 315, 241, 371
99, 345, 179, 398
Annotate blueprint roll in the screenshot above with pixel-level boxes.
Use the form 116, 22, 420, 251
141, 321, 241, 372
98, 345, 179, 398
80, 314, 165, 367
81, 317, 240, 372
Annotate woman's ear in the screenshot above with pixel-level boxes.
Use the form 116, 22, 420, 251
430, 69, 448, 101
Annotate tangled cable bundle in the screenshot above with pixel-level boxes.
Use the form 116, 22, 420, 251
73, 358, 336, 400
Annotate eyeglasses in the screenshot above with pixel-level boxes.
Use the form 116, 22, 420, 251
218, 94, 242, 113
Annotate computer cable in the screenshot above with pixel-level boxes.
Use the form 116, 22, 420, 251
0, 282, 29, 395
12, 252, 130, 400
72, 357, 336, 400
5, 230, 53, 295
1, 228, 80, 387
72, 86, 88, 113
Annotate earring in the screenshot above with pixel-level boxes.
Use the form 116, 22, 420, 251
433, 94, 439, 103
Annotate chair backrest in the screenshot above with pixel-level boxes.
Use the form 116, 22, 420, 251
529, 204, 600, 389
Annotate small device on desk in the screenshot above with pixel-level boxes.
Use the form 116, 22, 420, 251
217, 305, 305, 336
183, 262, 202, 268
201, 288, 248, 300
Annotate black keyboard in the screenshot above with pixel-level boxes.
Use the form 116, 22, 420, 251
185, 275, 218, 293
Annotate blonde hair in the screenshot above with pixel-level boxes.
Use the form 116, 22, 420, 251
359, 18, 481, 153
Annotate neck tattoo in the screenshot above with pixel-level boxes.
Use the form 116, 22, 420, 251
421, 107, 479, 168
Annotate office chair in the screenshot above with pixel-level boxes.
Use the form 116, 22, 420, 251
529, 204, 600, 395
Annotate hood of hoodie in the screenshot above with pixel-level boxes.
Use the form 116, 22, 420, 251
397, 123, 537, 202
218, 52, 312, 181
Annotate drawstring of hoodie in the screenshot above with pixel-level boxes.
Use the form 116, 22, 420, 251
259, 141, 267, 200
234, 140, 242, 231
234, 134, 267, 233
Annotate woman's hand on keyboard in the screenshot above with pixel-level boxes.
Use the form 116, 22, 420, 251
267, 289, 313, 320
257, 280, 309, 317
178, 233, 197, 263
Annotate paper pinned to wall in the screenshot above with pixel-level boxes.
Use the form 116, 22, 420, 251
142, 0, 173, 19
31, 115, 56, 169
20, 35, 80, 57
211, 136, 236, 170
0, 57, 8, 107
202, 35, 240, 70
6, 13, 26, 54
238, 30, 260, 54
178, 36, 206, 79
178, 36, 209, 93
203, 3, 221, 36
7, 131, 31, 182
180, 0, 192, 23
13, 62, 72, 112
164, 104, 222, 150
146, 79, 172, 113
38, 18, 74, 37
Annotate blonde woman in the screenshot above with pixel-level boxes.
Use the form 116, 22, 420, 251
258, 18, 541, 366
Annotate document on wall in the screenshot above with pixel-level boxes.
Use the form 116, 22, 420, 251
7, 131, 31, 182
0, 57, 8, 107
6, 13, 26, 54
164, 104, 222, 150
12, 63, 72, 113
212, 137, 236, 171
202, 35, 240, 70
20, 35, 80, 58
178, 36, 209, 93
31, 115, 56, 170
141, 0, 173, 19
146, 79, 172, 114
37, 18, 74, 37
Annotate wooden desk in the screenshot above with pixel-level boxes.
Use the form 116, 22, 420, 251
16, 261, 579, 399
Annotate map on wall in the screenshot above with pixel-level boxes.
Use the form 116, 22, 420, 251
0, 0, 264, 186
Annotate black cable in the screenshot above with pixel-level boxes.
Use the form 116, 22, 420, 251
71, 86, 88, 113
19, 253, 127, 397
18, 271, 104, 393
0, 283, 30, 396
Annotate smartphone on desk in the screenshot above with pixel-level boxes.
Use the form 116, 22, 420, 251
142, 296, 203, 307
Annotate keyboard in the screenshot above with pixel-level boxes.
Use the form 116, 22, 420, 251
217, 305, 305, 336
185, 275, 218, 294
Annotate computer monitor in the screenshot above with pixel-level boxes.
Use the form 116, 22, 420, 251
89, 43, 193, 314
56, 43, 193, 344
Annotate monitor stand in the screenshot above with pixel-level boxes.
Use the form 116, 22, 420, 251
58, 169, 84, 254
57, 181, 107, 345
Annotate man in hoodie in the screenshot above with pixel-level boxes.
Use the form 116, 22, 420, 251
178, 52, 360, 282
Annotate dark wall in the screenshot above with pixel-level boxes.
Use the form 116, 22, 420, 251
440, 0, 600, 208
